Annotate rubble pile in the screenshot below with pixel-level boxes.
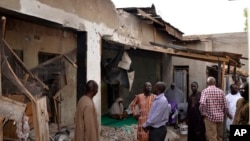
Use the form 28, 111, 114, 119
165, 128, 180, 141
101, 124, 137, 141
100, 124, 180, 141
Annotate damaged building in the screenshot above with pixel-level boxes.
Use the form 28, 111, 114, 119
172, 32, 248, 99
0, 0, 248, 140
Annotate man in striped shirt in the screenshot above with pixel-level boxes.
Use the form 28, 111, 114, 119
199, 76, 228, 141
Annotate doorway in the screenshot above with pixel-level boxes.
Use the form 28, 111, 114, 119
76, 32, 87, 102
173, 66, 189, 102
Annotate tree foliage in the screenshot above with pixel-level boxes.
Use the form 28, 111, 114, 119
244, 8, 248, 32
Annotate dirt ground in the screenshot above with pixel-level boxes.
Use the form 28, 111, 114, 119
167, 125, 187, 141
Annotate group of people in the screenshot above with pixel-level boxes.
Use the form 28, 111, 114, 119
130, 82, 169, 141
74, 80, 170, 141
74, 77, 249, 141
187, 77, 249, 141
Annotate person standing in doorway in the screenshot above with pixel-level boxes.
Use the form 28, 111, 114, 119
199, 76, 228, 141
165, 83, 184, 128
75, 80, 99, 141
187, 82, 206, 141
131, 82, 156, 141
142, 81, 170, 141
165, 82, 184, 105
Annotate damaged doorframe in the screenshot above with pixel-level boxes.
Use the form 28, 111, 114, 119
30, 49, 76, 130
0, 16, 51, 141
0, 16, 77, 140
0, 16, 4, 141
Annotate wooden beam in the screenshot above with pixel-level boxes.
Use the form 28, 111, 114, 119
221, 62, 226, 90
52, 83, 70, 129
140, 45, 230, 63
3, 57, 37, 102
63, 55, 77, 68
31, 54, 64, 71
226, 56, 239, 66
32, 96, 49, 141
53, 84, 68, 99
0, 117, 3, 141
165, 25, 183, 40
218, 61, 222, 88
2, 39, 34, 77
1, 16, 6, 39
2, 39, 48, 90
30, 49, 76, 71
227, 62, 230, 74
137, 8, 183, 40
137, 8, 164, 26
173, 51, 229, 63
0, 16, 3, 141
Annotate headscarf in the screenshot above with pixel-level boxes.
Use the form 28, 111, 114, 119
165, 84, 184, 104
110, 97, 124, 115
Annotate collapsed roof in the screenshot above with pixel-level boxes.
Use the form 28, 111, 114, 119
116, 5, 247, 72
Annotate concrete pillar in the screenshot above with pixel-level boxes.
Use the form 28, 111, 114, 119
86, 30, 102, 137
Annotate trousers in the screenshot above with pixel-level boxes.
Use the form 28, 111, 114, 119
149, 125, 167, 141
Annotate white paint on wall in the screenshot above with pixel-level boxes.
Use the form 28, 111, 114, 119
86, 26, 102, 117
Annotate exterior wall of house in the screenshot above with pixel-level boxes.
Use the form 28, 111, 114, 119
111, 9, 173, 47
4, 18, 76, 68
173, 32, 248, 96
0, 0, 177, 130
1, 0, 121, 127
162, 54, 173, 88
208, 32, 248, 72
172, 41, 212, 96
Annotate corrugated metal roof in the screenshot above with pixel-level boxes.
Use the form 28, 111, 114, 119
117, 4, 184, 40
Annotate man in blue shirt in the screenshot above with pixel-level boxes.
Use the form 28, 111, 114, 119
142, 81, 170, 141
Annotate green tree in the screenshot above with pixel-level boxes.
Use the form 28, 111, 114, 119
244, 8, 248, 32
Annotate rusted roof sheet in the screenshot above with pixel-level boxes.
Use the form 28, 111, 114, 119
150, 42, 244, 67
117, 4, 184, 40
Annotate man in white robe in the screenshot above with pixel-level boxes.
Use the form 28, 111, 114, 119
226, 83, 242, 131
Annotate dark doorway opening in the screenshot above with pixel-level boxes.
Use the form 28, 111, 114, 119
38, 52, 60, 123
76, 32, 87, 102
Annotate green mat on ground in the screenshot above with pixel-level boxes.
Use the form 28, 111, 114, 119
101, 114, 137, 127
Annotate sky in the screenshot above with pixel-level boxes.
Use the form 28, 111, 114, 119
111, 0, 248, 35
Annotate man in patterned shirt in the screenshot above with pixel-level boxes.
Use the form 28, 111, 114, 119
131, 82, 156, 141
199, 76, 228, 141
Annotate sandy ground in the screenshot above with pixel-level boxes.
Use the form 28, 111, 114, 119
167, 125, 187, 141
